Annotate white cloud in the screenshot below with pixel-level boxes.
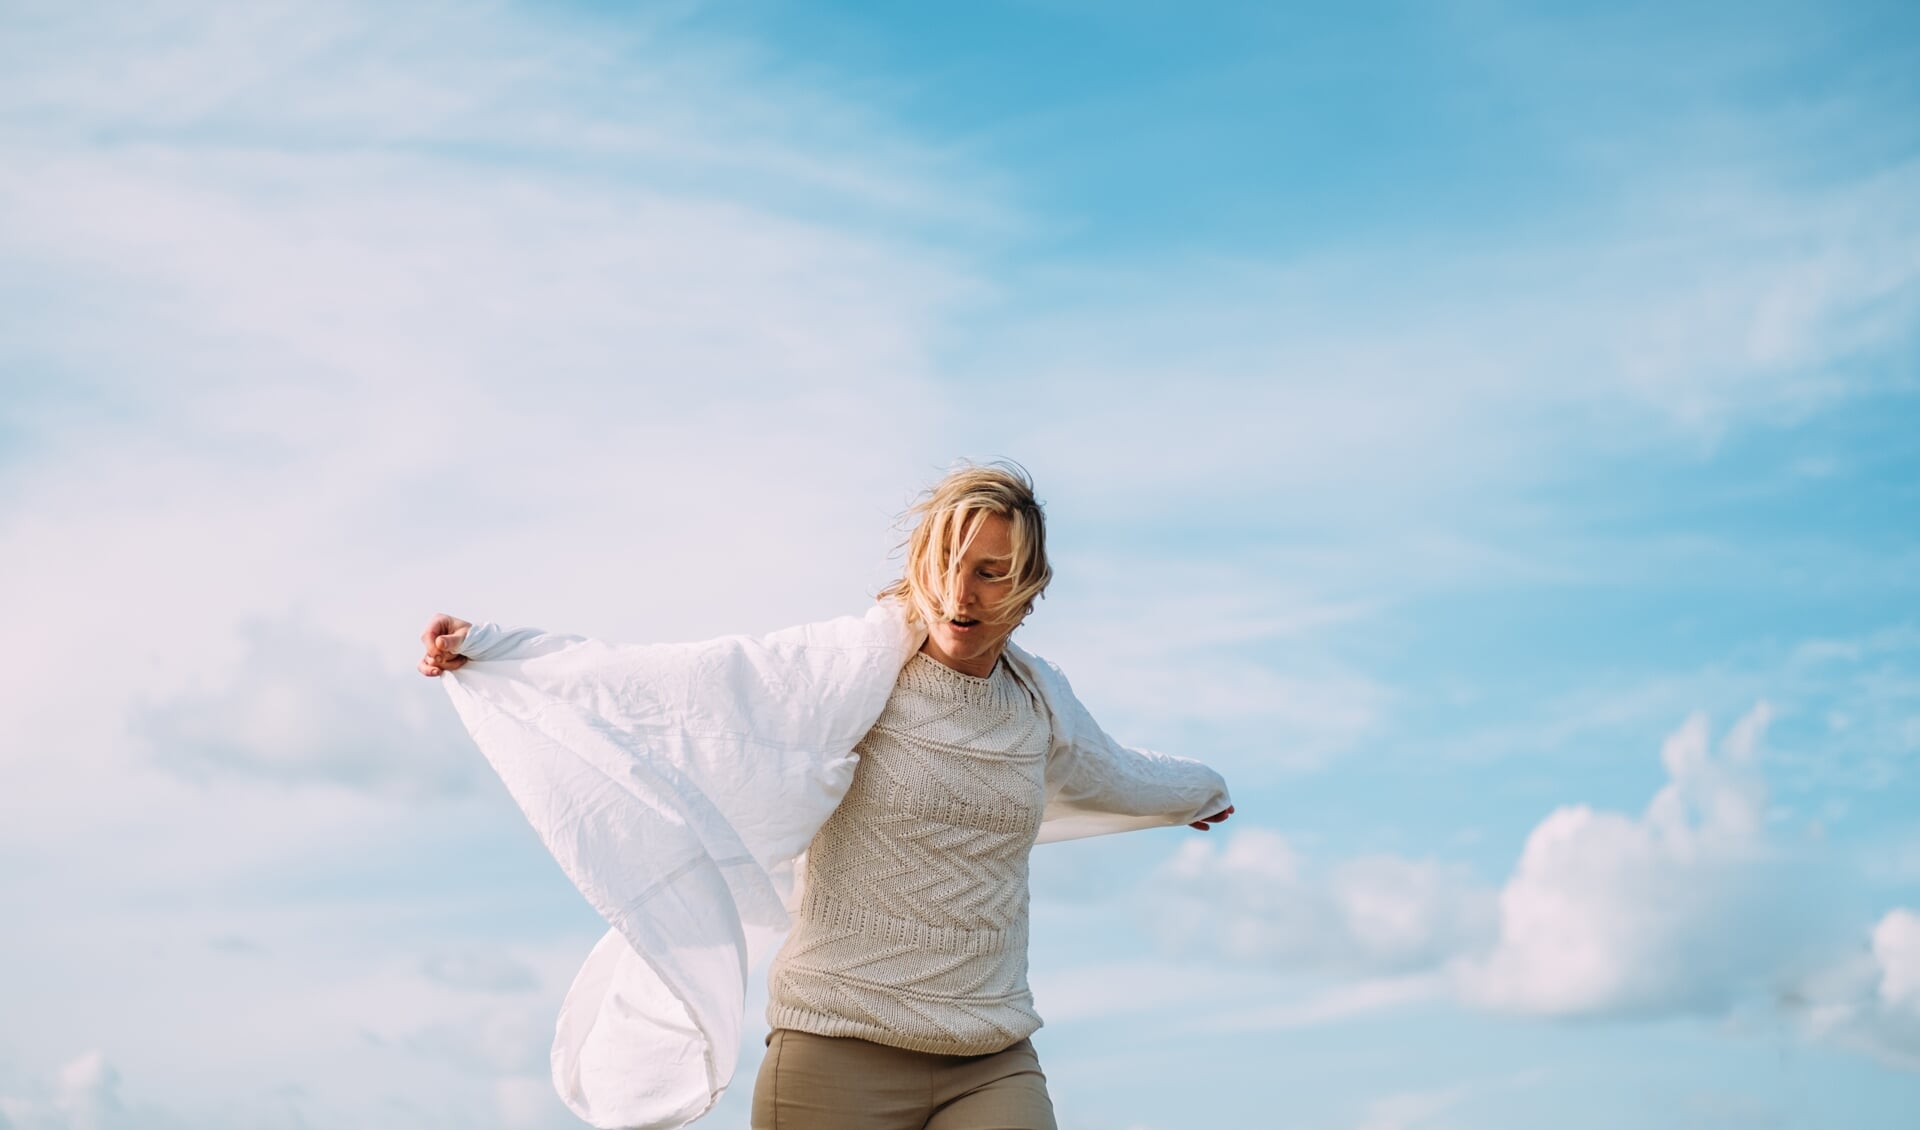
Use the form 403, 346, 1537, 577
0, 891, 604, 1130
0, 0, 982, 842
1349, 1071, 1549, 1130
401, 1010, 550, 1078
1147, 704, 1865, 1037
490, 1076, 580, 1130
1033, 958, 1297, 1025
1203, 974, 1452, 1035
1354, 1083, 1472, 1130
1147, 827, 1497, 977
1787, 908, 1920, 1072
0, 1053, 187, 1130
1459, 703, 1843, 1017
419, 949, 542, 995
1015, 559, 1390, 779
0, 0, 998, 230
131, 617, 479, 796
967, 154, 1920, 533
1398, 621, 1920, 821
1875, 909, 1920, 1011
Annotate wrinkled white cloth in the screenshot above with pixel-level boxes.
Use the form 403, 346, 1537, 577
440, 600, 1230, 1130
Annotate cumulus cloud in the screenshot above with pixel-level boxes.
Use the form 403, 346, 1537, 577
1876, 910, 1920, 1011
1786, 908, 1920, 1071
0, 1052, 182, 1130
1148, 827, 1497, 978
1459, 702, 1840, 1017
1149, 703, 1865, 1036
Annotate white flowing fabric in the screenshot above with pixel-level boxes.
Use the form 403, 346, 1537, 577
440, 600, 1230, 1130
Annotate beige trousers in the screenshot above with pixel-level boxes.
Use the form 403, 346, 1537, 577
750, 1028, 1058, 1130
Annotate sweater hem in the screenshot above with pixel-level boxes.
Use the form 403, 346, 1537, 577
766, 1006, 1042, 1057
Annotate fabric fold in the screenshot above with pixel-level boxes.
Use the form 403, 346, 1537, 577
441, 601, 1230, 1129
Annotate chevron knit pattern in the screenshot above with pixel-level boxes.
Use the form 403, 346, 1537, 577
766, 650, 1053, 1055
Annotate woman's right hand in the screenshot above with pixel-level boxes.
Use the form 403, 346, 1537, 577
419, 614, 473, 676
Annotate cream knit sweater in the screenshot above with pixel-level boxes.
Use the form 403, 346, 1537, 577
765, 650, 1053, 1055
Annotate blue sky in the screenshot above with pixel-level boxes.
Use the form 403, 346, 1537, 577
1, 1, 1917, 1128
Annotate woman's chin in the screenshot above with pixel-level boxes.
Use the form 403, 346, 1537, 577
927, 625, 1006, 670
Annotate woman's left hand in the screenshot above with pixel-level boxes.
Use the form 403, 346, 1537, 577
1189, 805, 1234, 831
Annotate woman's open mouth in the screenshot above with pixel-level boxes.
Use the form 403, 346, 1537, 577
950, 617, 980, 628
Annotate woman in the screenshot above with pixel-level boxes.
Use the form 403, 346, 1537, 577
420, 463, 1233, 1130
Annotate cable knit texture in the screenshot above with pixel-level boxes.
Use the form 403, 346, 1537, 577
766, 650, 1052, 1054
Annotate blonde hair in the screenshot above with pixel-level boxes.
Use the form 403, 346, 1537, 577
879, 461, 1052, 629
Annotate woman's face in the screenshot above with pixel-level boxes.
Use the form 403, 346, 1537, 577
919, 511, 1021, 678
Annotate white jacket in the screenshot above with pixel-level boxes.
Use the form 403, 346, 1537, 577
441, 600, 1231, 1130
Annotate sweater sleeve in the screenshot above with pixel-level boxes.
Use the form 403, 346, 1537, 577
1008, 646, 1233, 845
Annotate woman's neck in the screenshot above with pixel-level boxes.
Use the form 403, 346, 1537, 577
917, 636, 1005, 679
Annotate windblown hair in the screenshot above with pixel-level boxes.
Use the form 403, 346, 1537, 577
879, 461, 1052, 630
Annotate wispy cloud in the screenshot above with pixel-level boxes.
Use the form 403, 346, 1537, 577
131, 617, 481, 795
1354, 1081, 1474, 1130
975, 152, 1920, 525
419, 949, 543, 995
0, 6, 1002, 1127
